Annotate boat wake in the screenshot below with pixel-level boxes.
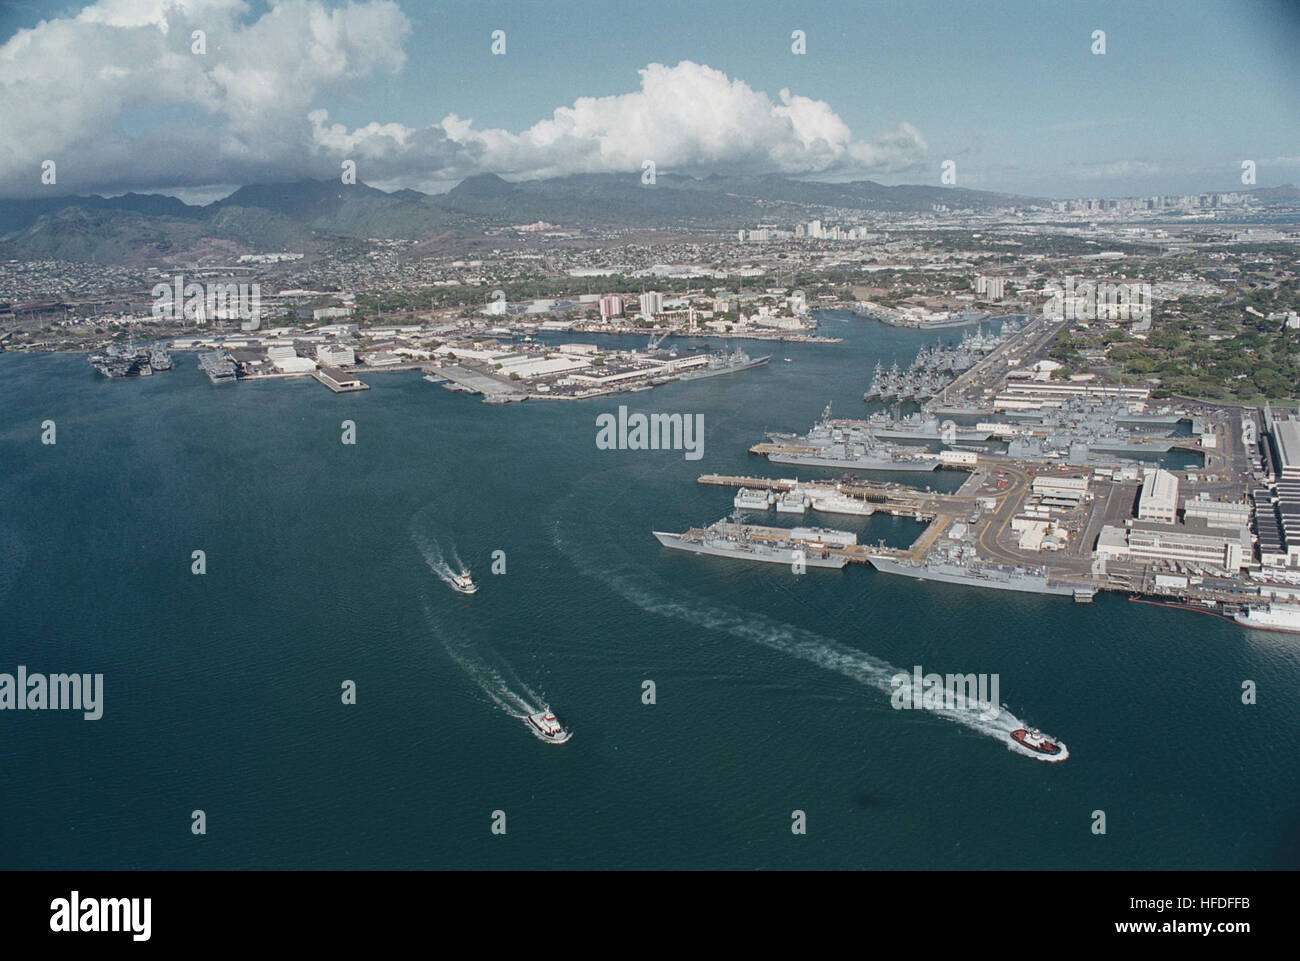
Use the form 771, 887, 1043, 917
410, 523, 469, 593
418, 599, 561, 744
553, 521, 1066, 761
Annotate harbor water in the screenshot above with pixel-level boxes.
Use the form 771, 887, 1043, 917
1, 311, 1297, 869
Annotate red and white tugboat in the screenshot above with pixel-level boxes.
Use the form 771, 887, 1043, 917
526, 711, 572, 744
450, 571, 478, 595
1011, 726, 1065, 758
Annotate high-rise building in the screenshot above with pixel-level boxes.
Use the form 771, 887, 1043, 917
599, 294, 624, 320
638, 292, 663, 319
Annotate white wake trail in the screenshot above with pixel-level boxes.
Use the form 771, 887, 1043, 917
555, 523, 1066, 759
419, 600, 544, 719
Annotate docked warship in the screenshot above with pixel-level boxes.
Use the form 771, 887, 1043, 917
89, 344, 173, 378
867, 546, 1076, 596
860, 410, 993, 443
762, 404, 943, 472
653, 515, 852, 569
678, 347, 771, 380
864, 320, 1023, 401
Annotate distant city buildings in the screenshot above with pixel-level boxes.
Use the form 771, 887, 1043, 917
598, 294, 624, 320
738, 220, 879, 243
637, 291, 663, 319
975, 275, 1006, 301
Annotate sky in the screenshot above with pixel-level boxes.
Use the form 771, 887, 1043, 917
0, 0, 1296, 201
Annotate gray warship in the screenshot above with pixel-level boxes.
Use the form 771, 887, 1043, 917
868, 547, 1076, 596
653, 516, 851, 569
763, 404, 944, 472
89, 343, 173, 378
198, 350, 238, 385
678, 348, 771, 380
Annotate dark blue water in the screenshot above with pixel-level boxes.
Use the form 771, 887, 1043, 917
1, 311, 1296, 869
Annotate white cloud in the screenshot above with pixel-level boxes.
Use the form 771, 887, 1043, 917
310, 61, 928, 191
0, 4, 926, 196
0, 0, 411, 194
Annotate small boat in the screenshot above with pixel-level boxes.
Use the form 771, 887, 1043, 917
1011, 727, 1063, 757
783, 357, 792, 363
526, 711, 572, 744
450, 571, 478, 594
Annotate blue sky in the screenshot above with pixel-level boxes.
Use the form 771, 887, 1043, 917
1, 0, 1296, 198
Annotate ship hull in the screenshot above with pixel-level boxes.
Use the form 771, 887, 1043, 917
867, 555, 1075, 596
678, 356, 771, 380
769, 452, 940, 472
1233, 612, 1300, 634
653, 531, 847, 568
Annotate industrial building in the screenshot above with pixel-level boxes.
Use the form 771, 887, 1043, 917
1261, 411, 1300, 567
1182, 495, 1250, 529
1096, 519, 1250, 572
267, 344, 316, 374
993, 381, 1151, 411
317, 343, 355, 366
1137, 469, 1179, 523
1031, 475, 1089, 502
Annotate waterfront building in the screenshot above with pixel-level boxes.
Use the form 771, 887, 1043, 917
1097, 519, 1250, 572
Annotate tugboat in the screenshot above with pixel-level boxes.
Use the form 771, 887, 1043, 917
1011, 727, 1063, 757
450, 571, 478, 595
526, 711, 572, 744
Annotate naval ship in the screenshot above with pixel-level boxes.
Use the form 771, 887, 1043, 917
763, 405, 943, 472
677, 347, 771, 380
653, 516, 851, 569
867, 549, 1076, 596
860, 410, 993, 443
197, 350, 238, 385
89, 343, 173, 378
1233, 602, 1300, 634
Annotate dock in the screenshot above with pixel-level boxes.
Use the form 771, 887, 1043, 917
437, 364, 526, 402
313, 366, 370, 393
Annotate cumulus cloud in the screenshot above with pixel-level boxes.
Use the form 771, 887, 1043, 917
310, 62, 928, 191
0, 0, 411, 194
0, 2, 926, 196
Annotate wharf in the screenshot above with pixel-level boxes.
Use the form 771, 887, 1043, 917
313, 366, 370, 393
437, 364, 526, 401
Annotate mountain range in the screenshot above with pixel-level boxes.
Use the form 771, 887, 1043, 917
1, 175, 1296, 266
